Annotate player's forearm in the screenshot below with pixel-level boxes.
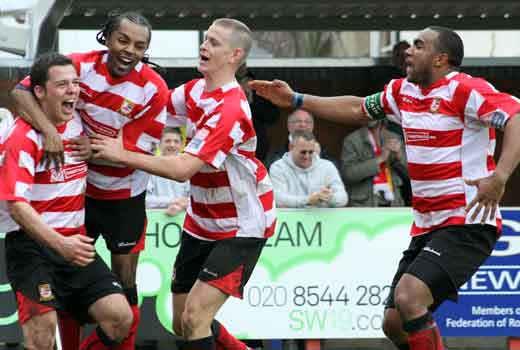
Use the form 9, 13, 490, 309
300, 94, 368, 125
495, 115, 520, 182
121, 150, 191, 182
11, 89, 56, 134
7, 201, 64, 251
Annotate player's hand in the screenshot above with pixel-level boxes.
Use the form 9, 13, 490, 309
248, 79, 295, 108
465, 173, 506, 224
90, 133, 126, 163
166, 203, 184, 216
42, 128, 64, 170
70, 135, 92, 161
57, 235, 95, 267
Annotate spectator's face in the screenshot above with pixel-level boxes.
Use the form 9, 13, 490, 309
160, 132, 182, 156
34, 64, 80, 125
288, 111, 314, 133
290, 137, 315, 169
105, 19, 149, 78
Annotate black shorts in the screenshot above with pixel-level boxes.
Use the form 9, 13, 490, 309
5, 230, 124, 324
171, 232, 266, 299
85, 192, 147, 254
386, 224, 497, 311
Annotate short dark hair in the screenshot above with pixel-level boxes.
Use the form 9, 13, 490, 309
428, 26, 464, 67
96, 11, 152, 47
290, 130, 315, 144
162, 127, 182, 139
30, 52, 74, 93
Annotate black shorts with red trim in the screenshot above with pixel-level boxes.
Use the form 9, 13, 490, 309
385, 224, 497, 311
171, 232, 266, 298
85, 191, 147, 254
5, 230, 124, 324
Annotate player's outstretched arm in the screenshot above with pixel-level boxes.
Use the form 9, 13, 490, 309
249, 79, 369, 125
91, 133, 205, 182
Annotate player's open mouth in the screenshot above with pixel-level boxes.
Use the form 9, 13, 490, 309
62, 99, 75, 113
116, 56, 134, 70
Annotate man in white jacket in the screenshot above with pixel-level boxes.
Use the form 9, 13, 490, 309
270, 130, 348, 208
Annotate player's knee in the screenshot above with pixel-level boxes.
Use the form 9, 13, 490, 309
181, 302, 207, 336
100, 306, 133, 341
394, 277, 429, 317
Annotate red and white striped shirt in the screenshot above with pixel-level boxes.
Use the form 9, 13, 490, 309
0, 115, 87, 236
18, 50, 169, 200
379, 72, 520, 236
167, 79, 276, 240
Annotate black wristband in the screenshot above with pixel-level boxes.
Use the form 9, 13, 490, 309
292, 92, 304, 108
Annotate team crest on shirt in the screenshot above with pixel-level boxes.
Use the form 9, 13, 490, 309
38, 283, 54, 302
429, 98, 441, 113
50, 168, 65, 182
118, 99, 135, 117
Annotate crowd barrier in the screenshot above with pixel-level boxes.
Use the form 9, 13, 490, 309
1, 208, 520, 345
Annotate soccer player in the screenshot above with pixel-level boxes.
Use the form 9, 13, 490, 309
91, 18, 276, 350
11, 12, 169, 349
249, 26, 520, 350
0, 52, 133, 350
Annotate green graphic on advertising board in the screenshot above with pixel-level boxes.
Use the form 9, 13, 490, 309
1, 209, 413, 336
94, 209, 413, 334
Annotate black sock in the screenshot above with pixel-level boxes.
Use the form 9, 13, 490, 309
397, 343, 410, 350
403, 312, 434, 333
123, 285, 138, 305
179, 336, 215, 350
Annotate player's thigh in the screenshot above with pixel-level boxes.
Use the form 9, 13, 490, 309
407, 224, 497, 309
171, 232, 214, 295
67, 254, 126, 324
199, 236, 266, 299
86, 193, 147, 255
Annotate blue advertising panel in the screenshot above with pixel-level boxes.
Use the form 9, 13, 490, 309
436, 209, 520, 336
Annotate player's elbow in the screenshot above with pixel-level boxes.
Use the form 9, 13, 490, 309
174, 171, 191, 183
7, 201, 24, 221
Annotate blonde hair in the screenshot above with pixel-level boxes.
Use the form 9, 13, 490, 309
213, 18, 252, 63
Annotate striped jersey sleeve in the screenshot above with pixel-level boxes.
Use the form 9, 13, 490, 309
453, 75, 520, 129
184, 94, 251, 169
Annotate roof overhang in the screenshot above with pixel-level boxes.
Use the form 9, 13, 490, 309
60, 0, 520, 31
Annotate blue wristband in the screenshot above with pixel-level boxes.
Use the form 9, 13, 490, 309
292, 92, 304, 109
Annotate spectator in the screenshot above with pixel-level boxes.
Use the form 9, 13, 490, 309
264, 109, 337, 169
341, 120, 409, 207
236, 64, 280, 162
270, 130, 347, 208
146, 127, 189, 216
392, 40, 411, 77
